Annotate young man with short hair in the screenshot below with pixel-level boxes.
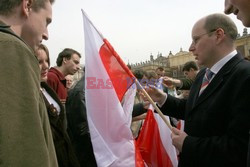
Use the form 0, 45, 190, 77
47, 48, 81, 102
163, 61, 199, 90
0, 0, 58, 166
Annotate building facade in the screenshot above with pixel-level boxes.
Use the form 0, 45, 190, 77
131, 28, 250, 79
235, 28, 250, 60
130, 49, 194, 79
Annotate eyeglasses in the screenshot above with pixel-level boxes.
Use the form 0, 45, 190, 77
192, 29, 217, 45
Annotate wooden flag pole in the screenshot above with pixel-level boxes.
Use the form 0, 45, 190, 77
134, 79, 173, 129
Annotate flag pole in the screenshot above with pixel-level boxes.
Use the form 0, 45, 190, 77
81, 9, 104, 39
135, 79, 173, 129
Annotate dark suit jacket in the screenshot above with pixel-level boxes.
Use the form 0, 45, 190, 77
161, 53, 250, 167
248, 132, 250, 167
66, 76, 97, 167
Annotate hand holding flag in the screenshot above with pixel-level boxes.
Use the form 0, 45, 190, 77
171, 127, 188, 152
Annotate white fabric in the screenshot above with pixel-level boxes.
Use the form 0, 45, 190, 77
41, 88, 61, 114
150, 105, 178, 167
83, 11, 137, 167
210, 50, 237, 76
178, 120, 185, 131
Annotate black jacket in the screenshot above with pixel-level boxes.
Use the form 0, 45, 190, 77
66, 76, 97, 167
179, 78, 194, 90
41, 82, 80, 167
248, 132, 250, 167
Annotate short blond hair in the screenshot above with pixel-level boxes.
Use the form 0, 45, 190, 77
0, 0, 55, 16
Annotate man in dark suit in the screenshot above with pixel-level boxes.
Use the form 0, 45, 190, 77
147, 13, 250, 167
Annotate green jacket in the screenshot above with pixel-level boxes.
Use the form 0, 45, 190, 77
0, 21, 58, 167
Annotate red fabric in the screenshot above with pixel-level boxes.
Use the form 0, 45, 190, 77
177, 122, 181, 130
137, 110, 173, 167
47, 67, 67, 101
99, 38, 144, 166
177, 120, 184, 131
134, 140, 146, 167
83, 11, 144, 166
99, 39, 135, 101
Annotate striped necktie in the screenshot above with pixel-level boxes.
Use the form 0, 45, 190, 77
199, 69, 214, 95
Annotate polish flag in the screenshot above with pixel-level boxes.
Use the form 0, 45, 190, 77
83, 10, 144, 167
177, 120, 185, 131
137, 105, 178, 167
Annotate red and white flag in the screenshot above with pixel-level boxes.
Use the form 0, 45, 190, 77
177, 120, 185, 131
137, 105, 178, 167
83, 10, 144, 167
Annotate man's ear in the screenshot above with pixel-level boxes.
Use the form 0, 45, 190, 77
22, 0, 33, 16
63, 57, 68, 64
215, 28, 225, 44
189, 68, 194, 72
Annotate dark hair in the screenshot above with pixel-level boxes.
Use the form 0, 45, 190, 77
182, 61, 198, 71
204, 13, 238, 40
244, 57, 250, 61
56, 48, 81, 67
147, 71, 158, 80
36, 43, 50, 66
156, 67, 164, 72
0, 0, 55, 16
133, 69, 147, 80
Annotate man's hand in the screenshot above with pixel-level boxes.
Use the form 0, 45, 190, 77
141, 85, 167, 105
162, 76, 174, 86
162, 76, 182, 87
171, 127, 188, 152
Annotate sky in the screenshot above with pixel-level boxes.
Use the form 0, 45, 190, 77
44, 0, 250, 66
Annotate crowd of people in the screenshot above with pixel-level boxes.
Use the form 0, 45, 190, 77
0, 0, 249, 166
